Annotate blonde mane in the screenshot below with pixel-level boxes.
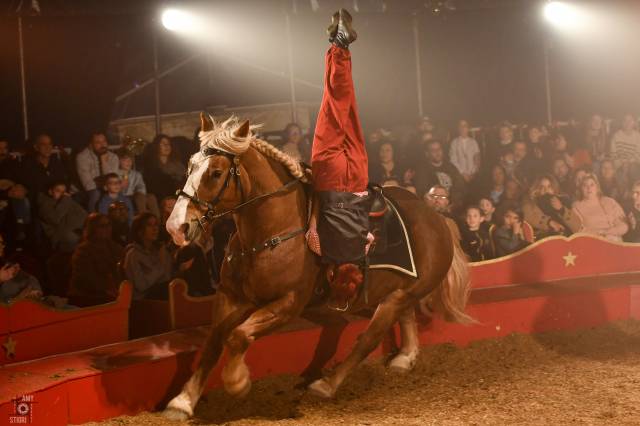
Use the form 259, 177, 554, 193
199, 115, 309, 183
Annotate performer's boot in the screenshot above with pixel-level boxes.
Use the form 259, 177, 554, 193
331, 8, 357, 49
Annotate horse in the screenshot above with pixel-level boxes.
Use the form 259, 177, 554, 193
163, 113, 471, 420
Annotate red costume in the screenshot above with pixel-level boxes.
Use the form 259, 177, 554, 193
311, 45, 368, 192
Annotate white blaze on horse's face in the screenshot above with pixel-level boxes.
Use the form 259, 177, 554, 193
166, 152, 210, 247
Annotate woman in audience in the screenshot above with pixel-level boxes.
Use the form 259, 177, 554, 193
368, 141, 403, 187
584, 113, 608, 163
492, 202, 530, 257
523, 175, 581, 239
624, 180, 640, 243
142, 134, 187, 201
572, 173, 628, 242
0, 233, 42, 303
124, 212, 173, 300
551, 157, 573, 197
280, 123, 310, 163
598, 159, 625, 201
68, 213, 124, 307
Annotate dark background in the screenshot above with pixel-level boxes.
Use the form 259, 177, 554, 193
1, 0, 639, 150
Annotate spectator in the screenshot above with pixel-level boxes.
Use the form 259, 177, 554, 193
598, 159, 625, 201
76, 132, 119, 211
108, 201, 130, 247
585, 113, 608, 163
479, 198, 496, 225
68, 213, 123, 307
175, 243, 214, 297
549, 131, 591, 171
424, 185, 452, 217
414, 140, 465, 205
124, 213, 173, 300
0, 233, 42, 303
572, 173, 628, 242
500, 178, 523, 206
96, 173, 134, 225
551, 157, 573, 197
20, 133, 69, 200
0, 182, 32, 253
369, 142, 403, 186
0, 139, 18, 184
523, 175, 581, 239
610, 114, 640, 181
483, 164, 506, 205
37, 181, 87, 252
572, 167, 590, 199
280, 123, 310, 163
117, 149, 160, 217
624, 180, 640, 243
449, 119, 480, 183
492, 203, 530, 257
459, 205, 493, 262
142, 134, 187, 201
159, 196, 177, 244
485, 123, 514, 167
512, 140, 536, 186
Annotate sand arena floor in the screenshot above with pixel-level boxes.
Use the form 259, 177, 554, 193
89, 320, 640, 425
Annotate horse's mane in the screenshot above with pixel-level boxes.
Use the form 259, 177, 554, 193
250, 138, 309, 183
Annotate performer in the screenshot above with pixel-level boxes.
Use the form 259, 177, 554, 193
308, 9, 372, 299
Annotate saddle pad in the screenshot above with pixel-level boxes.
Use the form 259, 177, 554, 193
369, 195, 417, 278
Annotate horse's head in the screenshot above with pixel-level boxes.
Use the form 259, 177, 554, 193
166, 113, 255, 246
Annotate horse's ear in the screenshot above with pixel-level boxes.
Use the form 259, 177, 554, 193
234, 120, 250, 139
200, 112, 215, 132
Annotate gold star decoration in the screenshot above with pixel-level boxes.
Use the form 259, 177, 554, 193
2, 336, 17, 359
563, 251, 577, 267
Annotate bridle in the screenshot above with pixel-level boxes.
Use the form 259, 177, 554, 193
176, 145, 303, 235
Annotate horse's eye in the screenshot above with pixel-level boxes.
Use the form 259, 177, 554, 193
212, 170, 223, 179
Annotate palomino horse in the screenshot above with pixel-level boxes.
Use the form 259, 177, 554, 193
163, 114, 471, 420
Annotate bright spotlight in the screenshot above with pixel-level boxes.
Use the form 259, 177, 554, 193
161, 9, 202, 33
543, 2, 588, 31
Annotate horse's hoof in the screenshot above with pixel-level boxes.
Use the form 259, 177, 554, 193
225, 374, 252, 398
388, 352, 417, 374
163, 394, 193, 421
162, 407, 190, 421
308, 378, 335, 399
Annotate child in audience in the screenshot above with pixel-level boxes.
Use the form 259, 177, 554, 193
493, 203, 529, 257
479, 198, 496, 225
460, 205, 494, 261
117, 149, 160, 217
97, 173, 133, 225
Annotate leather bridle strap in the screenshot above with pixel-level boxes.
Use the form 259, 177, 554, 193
226, 227, 307, 262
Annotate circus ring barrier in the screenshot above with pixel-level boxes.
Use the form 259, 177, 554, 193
2, 234, 640, 425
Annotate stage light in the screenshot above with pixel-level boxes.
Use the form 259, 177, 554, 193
543, 2, 587, 31
161, 8, 201, 33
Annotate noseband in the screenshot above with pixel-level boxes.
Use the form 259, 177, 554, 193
176, 146, 301, 230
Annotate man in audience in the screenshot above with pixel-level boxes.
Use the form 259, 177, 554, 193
76, 132, 119, 211
424, 185, 452, 216
107, 201, 130, 247
20, 133, 69, 201
37, 181, 87, 252
485, 122, 514, 167
414, 139, 465, 207
449, 119, 480, 184
97, 173, 133, 225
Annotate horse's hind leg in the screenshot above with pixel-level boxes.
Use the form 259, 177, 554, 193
388, 307, 420, 373
222, 290, 302, 397
163, 291, 252, 420
308, 289, 411, 398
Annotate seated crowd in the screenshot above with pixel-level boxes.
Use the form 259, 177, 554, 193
0, 111, 639, 305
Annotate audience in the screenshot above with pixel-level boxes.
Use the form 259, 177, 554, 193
37, 181, 87, 252
175, 243, 214, 297
20, 133, 70, 201
492, 202, 530, 257
97, 173, 133, 225
598, 159, 625, 200
0, 233, 42, 303
414, 139, 465, 206
369, 141, 403, 186
523, 175, 581, 239
76, 132, 119, 211
459, 205, 493, 261
280, 123, 310, 163
117, 149, 160, 217
124, 212, 173, 300
424, 185, 452, 216
478, 198, 496, 226
572, 173, 628, 242
449, 119, 480, 184
142, 134, 186, 201
108, 201, 130, 247
624, 180, 640, 243
68, 213, 123, 306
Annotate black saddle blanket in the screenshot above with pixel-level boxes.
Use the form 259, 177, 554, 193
368, 195, 417, 278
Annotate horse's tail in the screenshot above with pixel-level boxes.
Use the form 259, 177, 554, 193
421, 218, 475, 324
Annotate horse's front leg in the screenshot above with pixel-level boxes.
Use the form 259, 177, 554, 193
164, 290, 252, 420
388, 307, 420, 373
221, 290, 302, 397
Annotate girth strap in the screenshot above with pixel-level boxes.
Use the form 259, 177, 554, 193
227, 227, 307, 262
